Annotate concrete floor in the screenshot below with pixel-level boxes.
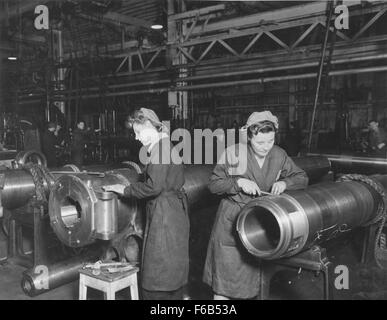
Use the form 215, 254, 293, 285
1, 207, 387, 300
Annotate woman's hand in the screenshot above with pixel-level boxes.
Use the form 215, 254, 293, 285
271, 181, 286, 195
102, 184, 126, 195
237, 178, 261, 196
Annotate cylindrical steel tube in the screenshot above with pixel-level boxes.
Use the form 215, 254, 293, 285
49, 157, 331, 248
1, 170, 38, 209
49, 167, 140, 247
237, 175, 385, 260
0, 163, 136, 210
21, 246, 103, 297
0, 165, 80, 210
20, 156, 331, 296
184, 165, 216, 209
310, 153, 387, 175
0, 155, 330, 210
292, 156, 331, 184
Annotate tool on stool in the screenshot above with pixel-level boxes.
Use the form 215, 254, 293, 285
83, 261, 134, 275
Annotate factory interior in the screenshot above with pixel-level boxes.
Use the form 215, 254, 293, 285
1, 0, 387, 301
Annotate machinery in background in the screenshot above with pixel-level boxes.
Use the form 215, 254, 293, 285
0, 113, 42, 152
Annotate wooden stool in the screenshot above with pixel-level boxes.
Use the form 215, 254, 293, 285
79, 267, 139, 300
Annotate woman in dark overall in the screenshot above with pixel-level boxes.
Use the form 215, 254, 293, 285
70, 120, 90, 167
203, 111, 309, 300
41, 122, 60, 168
103, 108, 189, 300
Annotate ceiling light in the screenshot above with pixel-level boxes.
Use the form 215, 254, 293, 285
8, 56, 17, 61
151, 24, 163, 30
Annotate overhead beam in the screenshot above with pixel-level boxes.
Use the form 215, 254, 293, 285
100, 11, 153, 29
174, 34, 387, 72
190, 1, 386, 36
174, 2, 387, 48
0, 0, 50, 21
169, 4, 225, 20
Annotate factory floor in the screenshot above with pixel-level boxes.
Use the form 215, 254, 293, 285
1, 208, 387, 300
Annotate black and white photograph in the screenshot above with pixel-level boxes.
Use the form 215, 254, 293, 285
0, 0, 387, 307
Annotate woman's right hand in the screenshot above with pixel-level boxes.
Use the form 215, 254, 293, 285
102, 184, 126, 195
237, 178, 261, 196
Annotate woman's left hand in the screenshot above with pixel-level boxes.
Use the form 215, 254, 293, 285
271, 181, 286, 195
102, 184, 126, 195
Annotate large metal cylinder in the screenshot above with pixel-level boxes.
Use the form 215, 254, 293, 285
0, 155, 330, 211
0, 165, 80, 210
237, 175, 387, 260
312, 153, 387, 175
49, 167, 142, 247
48, 156, 331, 248
0, 163, 140, 211
292, 155, 331, 184
20, 156, 331, 296
21, 246, 103, 297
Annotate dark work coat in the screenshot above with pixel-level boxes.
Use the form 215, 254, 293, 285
123, 137, 189, 292
203, 144, 308, 299
369, 128, 387, 157
71, 128, 89, 166
41, 130, 58, 168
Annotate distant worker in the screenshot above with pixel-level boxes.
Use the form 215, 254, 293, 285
41, 122, 60, 167
70, 120, 90, 167
368, 120, 386, 157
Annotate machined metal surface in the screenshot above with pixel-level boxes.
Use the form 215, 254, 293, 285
16, 155, 331, 296
21, 246, 103, 297
237, 175, 386, 260
49, 168, 140, 247
14, 150, 47, 168
1, 169, 38, 209
48, 165, 216, 248
308, 153, 387, 175
0, 154, 330, 211
48, 156, 331, 248
0, 164, 80, 210
0, 163, 136, 210
292, 155, 331, 183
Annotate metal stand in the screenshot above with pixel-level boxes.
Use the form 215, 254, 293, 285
260, 245, 332, 300
7, 201, 53, 268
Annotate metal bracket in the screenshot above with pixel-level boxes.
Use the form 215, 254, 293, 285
260, 246, 332, 300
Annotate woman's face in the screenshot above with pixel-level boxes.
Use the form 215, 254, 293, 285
250, 131, 275, 158
78, 122, 85, 130
133, 122, 158, 146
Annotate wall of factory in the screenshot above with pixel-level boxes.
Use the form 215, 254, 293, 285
191, 71, 387, 152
